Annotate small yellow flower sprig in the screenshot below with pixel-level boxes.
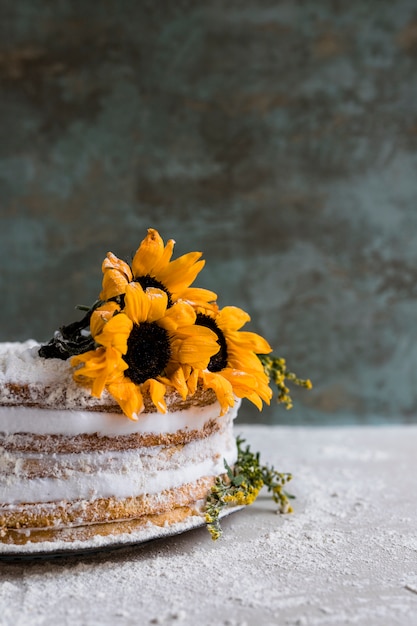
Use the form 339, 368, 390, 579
259, 355, 312, 409
205, 437, 294, 540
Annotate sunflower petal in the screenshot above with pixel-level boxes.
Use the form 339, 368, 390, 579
97, 313, 133, 353
227, 330, 272, 354
157, 253, 204, 293
124, 283, 150, 325
152, 238, 175, 273
102, 252, 132, 278
217, 306, 251, 331
221, 368, 272, 408
160, 366, 188, 399
90, 302, 120, 338
131, 228, 165, 277
145, 287, 168, 323
173, 324, 218, 340
157, 301, 196, 331
177, 334, 219, 369
227, 349, 268, 373
180, 287, 218, 308
107, 377, 144, 420
100, 252, 132, 300
186, 367, 199, 395
200, 371, 234, 415
72, 346, 125, 398
241, 390, 264, 411
143, 378, 167, 413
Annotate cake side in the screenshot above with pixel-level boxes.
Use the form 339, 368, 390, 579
0, 341, 239, 546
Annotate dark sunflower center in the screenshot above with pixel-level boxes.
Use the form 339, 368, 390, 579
124, 322, 171, 384
195, 313, 228, 372
134, 274, 173, 307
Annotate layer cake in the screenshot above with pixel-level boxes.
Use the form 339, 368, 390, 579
0, 341, 238, 547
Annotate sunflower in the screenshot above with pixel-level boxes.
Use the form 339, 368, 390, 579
99, 228, 217, 310
71, 283, 220, 420
192, 306, 274, 415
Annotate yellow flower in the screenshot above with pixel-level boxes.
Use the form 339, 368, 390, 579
194, 306, 273, 415
100, 228, 217, 310
71, 283, 220, 420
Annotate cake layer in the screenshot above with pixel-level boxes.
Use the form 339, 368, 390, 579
0, 419, 222, 454
0, 423, 237, 504
0, 476, 216, 532
0, 341, 217, 412
0, 504, 203, 546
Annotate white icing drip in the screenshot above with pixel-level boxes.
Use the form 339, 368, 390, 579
0, 429, 237, 504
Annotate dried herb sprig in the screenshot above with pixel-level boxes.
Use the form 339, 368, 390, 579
259, 354, 312, 409
38, 301, 106, 360
205, 436, 294, 540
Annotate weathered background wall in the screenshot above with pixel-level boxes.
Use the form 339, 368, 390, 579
1, 1, 417, 424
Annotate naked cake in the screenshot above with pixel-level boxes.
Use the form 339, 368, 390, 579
0, 229, 310, 552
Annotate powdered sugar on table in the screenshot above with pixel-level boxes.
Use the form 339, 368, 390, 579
0, 424, 416, 626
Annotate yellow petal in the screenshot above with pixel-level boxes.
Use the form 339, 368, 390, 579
228, 330, 272, 354
72, 349, 107, 396
102, 252, 132, 278
143, 378, 167, 413
157, 301, 196, 332
100, 270, 127, 300
145, 287, 168, 323
186, 368, 199, 395
200, 371, 234, 415
180, 287, 218, 308
221, 368, 272, 408
217, 306, 251, 331
157, 252, 204, 293
124, 283, 150, 324
159, 366, 188, 399
90, 302, 120, 338
72, 347, 125, 398
227, 349, 268, 373
97, 314, 133, 353
100, 252, 132, 300
152, 238, 175, 273
241, 390, 264, 411
131, 228, 164, 277
176, 332, 219, 369
173, 324, 217, 340
107, 377, 144, 420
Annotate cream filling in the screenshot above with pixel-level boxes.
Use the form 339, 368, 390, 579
0, 428, 237, 505
0, 401, 240, 436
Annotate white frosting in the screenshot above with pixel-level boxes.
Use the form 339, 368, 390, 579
0, 427, 237, 504
0, 401, 239, 436
0, 340, 76, 386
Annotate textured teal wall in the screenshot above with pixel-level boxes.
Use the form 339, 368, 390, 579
1, 1, 417, 424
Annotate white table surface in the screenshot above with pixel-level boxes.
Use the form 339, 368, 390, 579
1, 424, 416, 626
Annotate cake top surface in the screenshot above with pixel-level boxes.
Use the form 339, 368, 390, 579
0, 340, 115, 409
0, 340, 71, 385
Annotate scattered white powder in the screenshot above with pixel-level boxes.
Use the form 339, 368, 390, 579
0, 424, 416, 626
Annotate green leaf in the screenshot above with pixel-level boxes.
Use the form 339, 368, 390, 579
205, 437, 294, 540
